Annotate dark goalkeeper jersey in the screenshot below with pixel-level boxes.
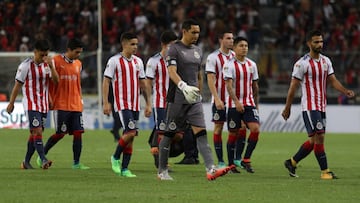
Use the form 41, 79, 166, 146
166, 40, 203, 103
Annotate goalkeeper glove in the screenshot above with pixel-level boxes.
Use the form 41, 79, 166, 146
177, 81, 201, 104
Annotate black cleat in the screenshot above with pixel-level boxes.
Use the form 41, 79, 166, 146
20, 161, 34, 169
284, 159, 298, 177
241, 161, 255, 173
229, 167, 241, 174
175, 157, 198, 165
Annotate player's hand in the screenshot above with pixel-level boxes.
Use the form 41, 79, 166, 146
103, 102, 112, 115
214, 98, 225, 110
345, 89, 355, 98
178, 81, 201, 104
144, 104, 152, 118
235, 101, 244, 113
282, 107, 290, 121
150, 147, 159, 155
6, 103, 14, 114
43, 55, 53, 65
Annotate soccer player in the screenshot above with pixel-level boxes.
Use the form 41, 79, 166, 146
7, 39, 58, 169
223, 36, 260, 173
282, 30, 355, 179
103, 32, 152, 177
206, 31, 241, 172
38, 38, 90, 170
157, 19, 234, 181
145, 30, 178, 167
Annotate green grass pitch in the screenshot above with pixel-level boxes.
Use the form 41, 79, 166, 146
0, 129, 359, 203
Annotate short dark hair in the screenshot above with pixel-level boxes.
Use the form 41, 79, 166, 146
160, 30, 178, 44
34, 39, 51, 51
181, 19, 199, 31
120, 32, 137, 43
67, 38, 83, 50
218, 31, 233, 39
306, 30, 322, 42
233, 36, 248, 46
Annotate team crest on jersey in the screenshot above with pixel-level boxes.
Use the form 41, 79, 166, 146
128, 120, 136, 129
194, 51, 200, 59
316, 121, 323, 130
169, 121, 177, 130
61, 123, 67, 132
229, 119, 236, 128
32, 118, 40, 127
45, 67, 51, 74
213, 112, 220, 121
159, 121, 166, 131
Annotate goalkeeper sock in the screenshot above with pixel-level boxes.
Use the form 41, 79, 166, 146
196, 130, 214, 169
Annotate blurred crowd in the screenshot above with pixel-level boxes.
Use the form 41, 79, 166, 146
0, 0, 359, 91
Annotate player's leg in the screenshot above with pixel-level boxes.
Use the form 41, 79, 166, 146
176, 127, 198, 164
21, 133, 35, 169
112, 110, 138, 176
241, 107, 260, 173
188, 103, 234, 180
69, 112, 89, 169
226, 108, 241, 173
211, 104, 226, 166
234, 121, 247, 167
111, 105, 121, 141
29, 111, 52, 169
43, 110, 66, 155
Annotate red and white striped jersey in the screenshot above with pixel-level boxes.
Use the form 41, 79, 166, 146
223, 57, 259, 108
104, 53, 145, 112
145, 53, 168, 108
15, 57, 52, 113
292, 53, 334, 112
205, 49, 234, 103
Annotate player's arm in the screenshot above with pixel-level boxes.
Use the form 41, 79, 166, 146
140, 78, 152, 117
282, 77, 300, 120
252, 80, 259, 109
6, 81, 23, 114
44, 56, 59, 84
102, 77, 111, 115
207, 73, 224, 110
225, 78, 243, 112
327, 74, 355, 98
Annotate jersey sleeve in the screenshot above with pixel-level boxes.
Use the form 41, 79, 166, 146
137, 58, 146, 79
15, 61, 29, 83
145, 57, 156, 79
291, 60, 306, 81
205, 53, 216, 74
252, 61, 259, 81
325, 57, 335, 76
166, 44, 177, 68
104, 57, 116, 79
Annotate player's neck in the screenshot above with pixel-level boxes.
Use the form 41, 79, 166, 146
121, 51, 132, 59
309, 51, 320, 59
181, 38, 192, 47
220, 47, 230, 55
235, 55, 246, 62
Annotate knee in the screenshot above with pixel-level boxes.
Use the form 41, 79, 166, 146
194, 129, 207, 137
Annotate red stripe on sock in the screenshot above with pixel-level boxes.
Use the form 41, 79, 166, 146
123, 146, 133, 154
303, 140, 314, 151
213, 133, 222, 143
248, 131, 259, 142
227, 135, 237, 144
314, 144, 324, 154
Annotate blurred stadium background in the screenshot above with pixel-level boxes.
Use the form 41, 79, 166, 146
0, 0, 359, 129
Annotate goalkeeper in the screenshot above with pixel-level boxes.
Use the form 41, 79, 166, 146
157, 19, 234, 181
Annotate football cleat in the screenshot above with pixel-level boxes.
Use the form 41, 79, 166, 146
241, 161, 255, 173
36, 156, 42, 168
41, 160, 52, 169
234, 160, 244, 169
72, 163, 90, 170
121, 169, 137, 178
157, 170, 173, 180
207, 165, 235, 181
217, 162, 227, 169
284, 159, 298, 177
321, 170, 338, 180
229, 167, 241, 174
20, 161, 34, 169
111, 156, 121, 174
